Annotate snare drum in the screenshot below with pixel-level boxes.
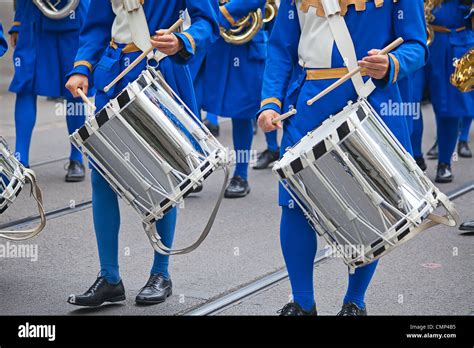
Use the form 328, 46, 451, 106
0, 137, 46, 240
71, 67, 229, 255
274, 98, 459, 269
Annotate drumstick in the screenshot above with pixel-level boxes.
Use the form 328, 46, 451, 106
104, 18, 184, 93
76, 88, 96, 111
307, 37, 404, 106
272, 109, 297, 125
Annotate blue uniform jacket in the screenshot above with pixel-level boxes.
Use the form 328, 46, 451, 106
9, 0, 90, 98
0, 23, 7, 57
426, 0, 474, 118
198, 0, 269, 119
259, 0, 428, 206
69, 0, 220, 115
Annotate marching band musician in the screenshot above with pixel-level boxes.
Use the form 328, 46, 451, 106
65, 0, 219, 307
258, 0, 428, 315
423, 0, 474, 183
197, 0, 269, 198
8, 0, 90, 181
0, 22, 7, 57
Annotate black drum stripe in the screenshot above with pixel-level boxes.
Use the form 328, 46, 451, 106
200, 161, 211, 172
356, 108, 366, 121
179, 179, 192, 192
397, 229, 411, 242
160, 198, 171, 208
396, 219, 407, 232
78, 126, 90, 142
373, 246, 386, 258
0, 205, 7, 214
117, 91, 131, 109
354, 261, 364, 266
162, 206, 173, 216
312, 141, 327, 161
337, 121, 351, 140
290, 158, 304, 175
96, 109, 109, 128
276, 168, 286, 179
371, 238, 383, 249
138, 75, 147, 87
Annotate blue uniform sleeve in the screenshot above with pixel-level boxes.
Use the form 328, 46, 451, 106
258, 0, 300, 115
68, 0, 115, 78
375, 0, 429, 89
173, 0, 220, 63
0, 23, 7, 57
219, 0, 267, 30
9, 0, 26, 34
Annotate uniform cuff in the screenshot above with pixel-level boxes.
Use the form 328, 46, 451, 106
257, 99, 282, 118
9, 22, 21, 34
67, 62, 92, 79
175, 32, 196, 56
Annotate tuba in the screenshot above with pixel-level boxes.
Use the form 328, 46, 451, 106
424, 0, 444, 46
220, 0, 278, 45
451, 48, 474, 93
33, 0, 80, 20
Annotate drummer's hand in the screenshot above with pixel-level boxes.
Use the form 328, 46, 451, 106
10, 32, 18, 48
258, 109, 282, 133
358, 49, 390, 80
151, 30, 183, 56
66, 74, 89, 98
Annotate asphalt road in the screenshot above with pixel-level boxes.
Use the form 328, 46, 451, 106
0, 1, 473, 316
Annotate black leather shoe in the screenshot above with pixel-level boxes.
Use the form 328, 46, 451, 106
135, 274, 172, 304
458, 141, 472, 158
65, 160, 86, 182
253, 149, 280, 170
460, 220, 474, 231
415, 156, 427, 171
224, 176, 250, 198
67, 277, 125, 307
277, 303, 317, 316
427, 141, 438, 159
204, 120, 220, 137
435, 163, 453, 183
191, 183, 203, 194
337, 302, 367, 316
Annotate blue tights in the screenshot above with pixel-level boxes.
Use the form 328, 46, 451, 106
437, 117, 461, 165
265, 130, 279, 152
411, 113, 424, 158
232, 118, 254, 180
281, 206, 378, 311
14, 93, 84, 167
206, 112, 219, 126
459, 117, 472, 143
91, 169, 177, 284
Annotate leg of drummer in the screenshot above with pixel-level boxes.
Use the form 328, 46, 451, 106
65, 97, 86, 182
278, 206, 317, 315
14, 93, 37, 167
224, 118, 253, 198
411, 113, 427, 171
253, 130, 280, 170
91, 168, 122, 284
338, 261, 378, 316
436, 117, 459, 183
135, 208, 177, 304
67, 168, 126, 307
458, 117, 472, 158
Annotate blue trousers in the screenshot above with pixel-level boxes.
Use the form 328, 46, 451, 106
232, 118, 254, 180
14, 93, 84, 167
281, 206, 378, 311
91, 168, 177, 284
